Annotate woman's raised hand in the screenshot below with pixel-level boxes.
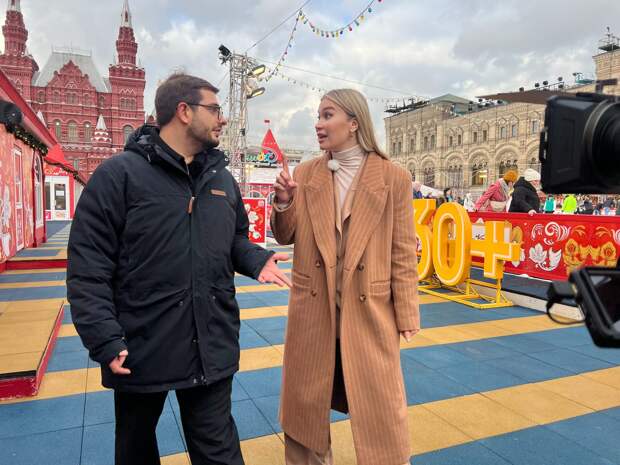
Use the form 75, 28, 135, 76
273, 155, 297, 204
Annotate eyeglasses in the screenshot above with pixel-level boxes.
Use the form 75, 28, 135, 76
186, 102, 224, 119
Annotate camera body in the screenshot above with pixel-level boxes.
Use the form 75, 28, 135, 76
539, 92, 620, 194
540, 82, 620, 348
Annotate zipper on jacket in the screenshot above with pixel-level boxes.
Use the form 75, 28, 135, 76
185, 163, 195, 215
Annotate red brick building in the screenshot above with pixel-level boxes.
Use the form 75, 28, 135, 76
0, 0, 145, 181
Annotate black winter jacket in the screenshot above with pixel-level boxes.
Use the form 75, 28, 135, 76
509, 177, 540, 213
67, 125, 274, 392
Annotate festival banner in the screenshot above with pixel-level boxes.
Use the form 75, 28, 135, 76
469, 212, 620, 281
243, 198, 267, 246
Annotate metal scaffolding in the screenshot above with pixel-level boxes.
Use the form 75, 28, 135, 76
219, 47, 265, 193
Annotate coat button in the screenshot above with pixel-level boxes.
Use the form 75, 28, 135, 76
359, 294, 367, 302
311, 290, 318, 297
358, 263, 365, 271
178, 300, 184, 306
315, 260, 321, 268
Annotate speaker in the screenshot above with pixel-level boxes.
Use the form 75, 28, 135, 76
0, 100, 23, 126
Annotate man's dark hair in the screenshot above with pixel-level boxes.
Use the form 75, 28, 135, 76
155, 73, 219, 127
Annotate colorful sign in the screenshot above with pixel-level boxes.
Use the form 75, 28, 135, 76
414, 200, 521, 285
243, 198, 267, 246
469, 212, 620, 280
248, 129, 284, 166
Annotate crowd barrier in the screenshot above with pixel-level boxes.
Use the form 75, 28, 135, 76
469, 212, 620, 281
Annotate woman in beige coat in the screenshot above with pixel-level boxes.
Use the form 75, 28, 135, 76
271, 89, 420, 465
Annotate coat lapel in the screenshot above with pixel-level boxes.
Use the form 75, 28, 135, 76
343, 153, 388, 283
305, 155, 337, 268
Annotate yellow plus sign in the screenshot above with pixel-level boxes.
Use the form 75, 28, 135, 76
471, 221, 521, 280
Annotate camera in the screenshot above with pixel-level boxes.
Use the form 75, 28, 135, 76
539, 85, 620, 194
540, 79, 620, 348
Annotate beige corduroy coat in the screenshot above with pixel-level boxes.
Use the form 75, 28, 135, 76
271, 152, 420, 465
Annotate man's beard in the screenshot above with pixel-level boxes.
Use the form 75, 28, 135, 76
188, 124, 219, 151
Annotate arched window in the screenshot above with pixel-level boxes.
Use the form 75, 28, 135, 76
511, 124, 518, 137
68, 121, 78, 142
410, 134, 416, 153
423, 165, 435, 187
449, 136, 453, 147
471, 162, 488, 186
53, 120, 61, 140
423, 136, 429, 151
99, 95, 105, 107
66, 92, 78, 104
83, 93, 90, 106
53, 91, 60, 103
430, 135, 436, 149
84, 122, 92, 142
37, 91, 45, 103
123, 125, 133, 143
457, 134, 462, 145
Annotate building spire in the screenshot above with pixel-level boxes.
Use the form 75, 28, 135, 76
96, 114, 108, 131
120, 0, 132, 28
3, 0, 27, 56
7, 0, 20, 12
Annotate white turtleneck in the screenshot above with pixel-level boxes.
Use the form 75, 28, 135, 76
331, 145, 365, 210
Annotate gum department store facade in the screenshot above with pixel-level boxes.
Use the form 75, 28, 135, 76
385, 36, 620, 197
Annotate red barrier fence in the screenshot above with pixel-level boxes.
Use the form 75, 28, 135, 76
469, 212, 620, 281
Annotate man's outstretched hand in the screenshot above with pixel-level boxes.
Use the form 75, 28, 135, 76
258, 253, 292, 288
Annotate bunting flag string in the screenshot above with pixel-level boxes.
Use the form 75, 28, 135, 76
263, 11, 301, 81
263, 1, 385, 80
299, 1, 382, 39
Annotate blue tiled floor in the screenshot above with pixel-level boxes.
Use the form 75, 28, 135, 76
2, 237, 619, 465
14, 249, 62, 257
480, 425, 616, 465
0, 272, 66, 283
0, 286, 67, 301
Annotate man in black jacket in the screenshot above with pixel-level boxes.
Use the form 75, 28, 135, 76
67, 73, 290, 465
509, 168, 542, 215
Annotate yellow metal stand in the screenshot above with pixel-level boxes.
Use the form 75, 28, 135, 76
419, 275, 514, 309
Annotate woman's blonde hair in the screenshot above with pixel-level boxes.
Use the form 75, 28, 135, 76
321, 88, 388, 159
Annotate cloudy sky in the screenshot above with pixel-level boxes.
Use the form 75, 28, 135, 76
15, 0, 620, 150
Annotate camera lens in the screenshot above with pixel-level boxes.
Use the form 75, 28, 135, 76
586, 101, 620, 186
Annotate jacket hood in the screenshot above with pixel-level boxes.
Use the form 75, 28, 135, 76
514, 177, 536, 192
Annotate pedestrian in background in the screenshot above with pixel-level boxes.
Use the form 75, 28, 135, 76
562, 193, 578, 214
509, 168, 541, 215
544, 194, 555, 214
474, 170, 518, 212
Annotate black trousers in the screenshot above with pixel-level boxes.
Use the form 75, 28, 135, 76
114, 376, 244, 465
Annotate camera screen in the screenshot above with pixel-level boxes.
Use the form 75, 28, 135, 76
588, 272, 620, 330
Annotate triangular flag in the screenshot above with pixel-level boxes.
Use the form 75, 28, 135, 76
259, 128, 284, 163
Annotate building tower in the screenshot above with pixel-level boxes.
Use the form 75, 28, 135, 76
108, 0, 145, 148
0, 0, 37, 101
